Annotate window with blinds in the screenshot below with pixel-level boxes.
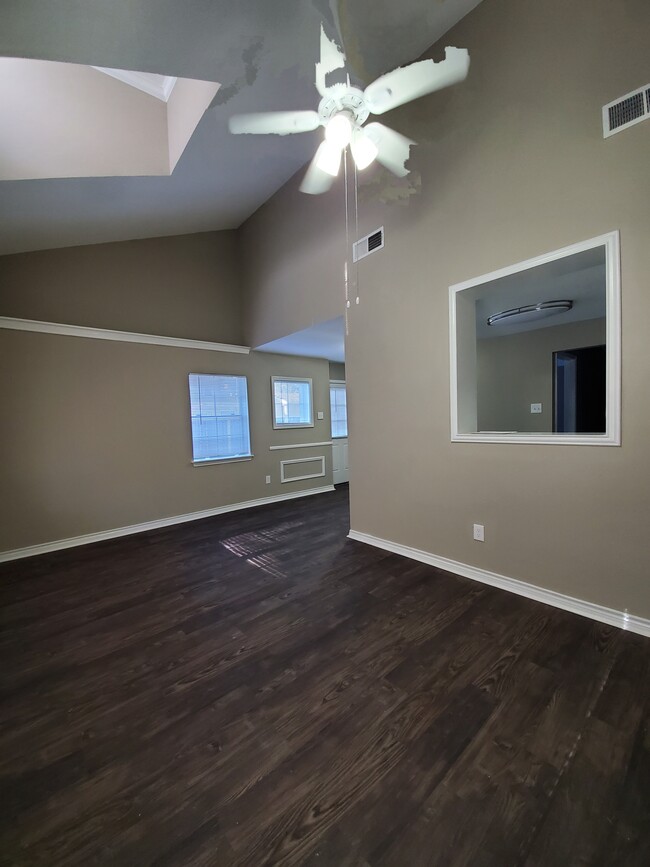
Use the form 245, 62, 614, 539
330, 381, 348, 438
188, 374, 252, 462
271, 377, 313, 429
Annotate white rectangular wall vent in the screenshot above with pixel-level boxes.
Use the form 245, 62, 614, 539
353, 227, 384, 262
602, 84, 650, 137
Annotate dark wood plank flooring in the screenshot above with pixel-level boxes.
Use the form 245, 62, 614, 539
1, 485, 648, 866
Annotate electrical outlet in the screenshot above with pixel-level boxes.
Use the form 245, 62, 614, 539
473, 523, 485, 542
530, 403, 542, 414
265, 475, 271, 484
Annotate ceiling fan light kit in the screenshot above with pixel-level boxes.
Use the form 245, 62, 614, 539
315, 140, 342, 177
350, 128, 379, 170
228, 27, 470, 195
324, 112, 353, 148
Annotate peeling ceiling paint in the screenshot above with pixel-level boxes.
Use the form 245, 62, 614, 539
0, 0, 483, 254
212, 39, 264, 107
359, 167, 422, 206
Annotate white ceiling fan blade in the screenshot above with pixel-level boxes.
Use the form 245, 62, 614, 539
364, 47, 470, 115
315, 23, 347, 97
300, 142, 340, 195
364, 123, 415, 177
228, 110, 320, 136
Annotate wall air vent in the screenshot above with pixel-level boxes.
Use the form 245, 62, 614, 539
353, 227, 384, 262
602, 84, 650, 137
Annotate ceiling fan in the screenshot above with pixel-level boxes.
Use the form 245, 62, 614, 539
228, 27, 470, 195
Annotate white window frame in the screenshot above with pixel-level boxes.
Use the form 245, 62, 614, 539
188, 373, 253, 465
271, 376, 314, 430
449, 230, 621, 446
329, 380, 348, 439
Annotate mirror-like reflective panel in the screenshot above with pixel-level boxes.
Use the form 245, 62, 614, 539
450, 232, 620, 445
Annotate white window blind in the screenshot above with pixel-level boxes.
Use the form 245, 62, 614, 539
188, 374, 252, 462
272, 377, 313, 428
330, 382, 348, 438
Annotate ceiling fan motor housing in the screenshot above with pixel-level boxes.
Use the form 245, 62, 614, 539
318, 85, 369, 128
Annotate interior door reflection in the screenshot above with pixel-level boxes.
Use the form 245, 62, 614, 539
553, 345, 606, 434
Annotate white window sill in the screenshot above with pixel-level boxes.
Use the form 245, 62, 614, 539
192, 455, 254, 467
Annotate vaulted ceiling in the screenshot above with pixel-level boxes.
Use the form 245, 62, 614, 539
0, 0, 482, 254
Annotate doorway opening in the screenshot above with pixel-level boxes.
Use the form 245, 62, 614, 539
329, 375, 349, 484
553, 345, 606, 434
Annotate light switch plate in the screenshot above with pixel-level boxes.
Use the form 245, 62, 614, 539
317, 411, 324, 420
530, 403, 542, 414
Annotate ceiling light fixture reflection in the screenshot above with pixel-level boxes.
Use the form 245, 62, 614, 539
487, 300, 573, 327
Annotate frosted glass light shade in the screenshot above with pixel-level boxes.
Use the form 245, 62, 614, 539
350, 128, 378, 170
314, 140, 342, 177
325, 113, 352, 148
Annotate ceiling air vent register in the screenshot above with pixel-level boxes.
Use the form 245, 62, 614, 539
602, 84, 650, 137
353, 227, 384, 262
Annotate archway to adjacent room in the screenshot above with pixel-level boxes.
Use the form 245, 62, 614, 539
255, 315, 349, 488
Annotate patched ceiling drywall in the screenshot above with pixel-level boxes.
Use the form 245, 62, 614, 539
0, 0, 483, 254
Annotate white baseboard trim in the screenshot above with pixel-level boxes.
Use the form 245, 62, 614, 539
0, 486, 335, 563
348, 529, 650, 638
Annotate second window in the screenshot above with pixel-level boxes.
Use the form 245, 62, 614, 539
272, 376, 314, 429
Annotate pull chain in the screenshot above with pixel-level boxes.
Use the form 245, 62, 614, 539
343, 148, 350, 336
354, 159, 360, 306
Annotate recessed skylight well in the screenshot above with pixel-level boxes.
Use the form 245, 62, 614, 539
92, 67, 177, 102
0, 57, 218, 182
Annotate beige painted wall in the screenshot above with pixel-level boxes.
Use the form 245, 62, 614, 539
0, 329, 332, 552
239, 167, 347, 348
0, 228, 333, 553
329, 362, 346, 380
240, 0, 650, 617
0, 231, 244, 345
477, 318, 606, 433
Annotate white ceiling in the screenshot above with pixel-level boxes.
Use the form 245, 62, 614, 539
256, 316, 346, 361
0, 0, 483, 255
